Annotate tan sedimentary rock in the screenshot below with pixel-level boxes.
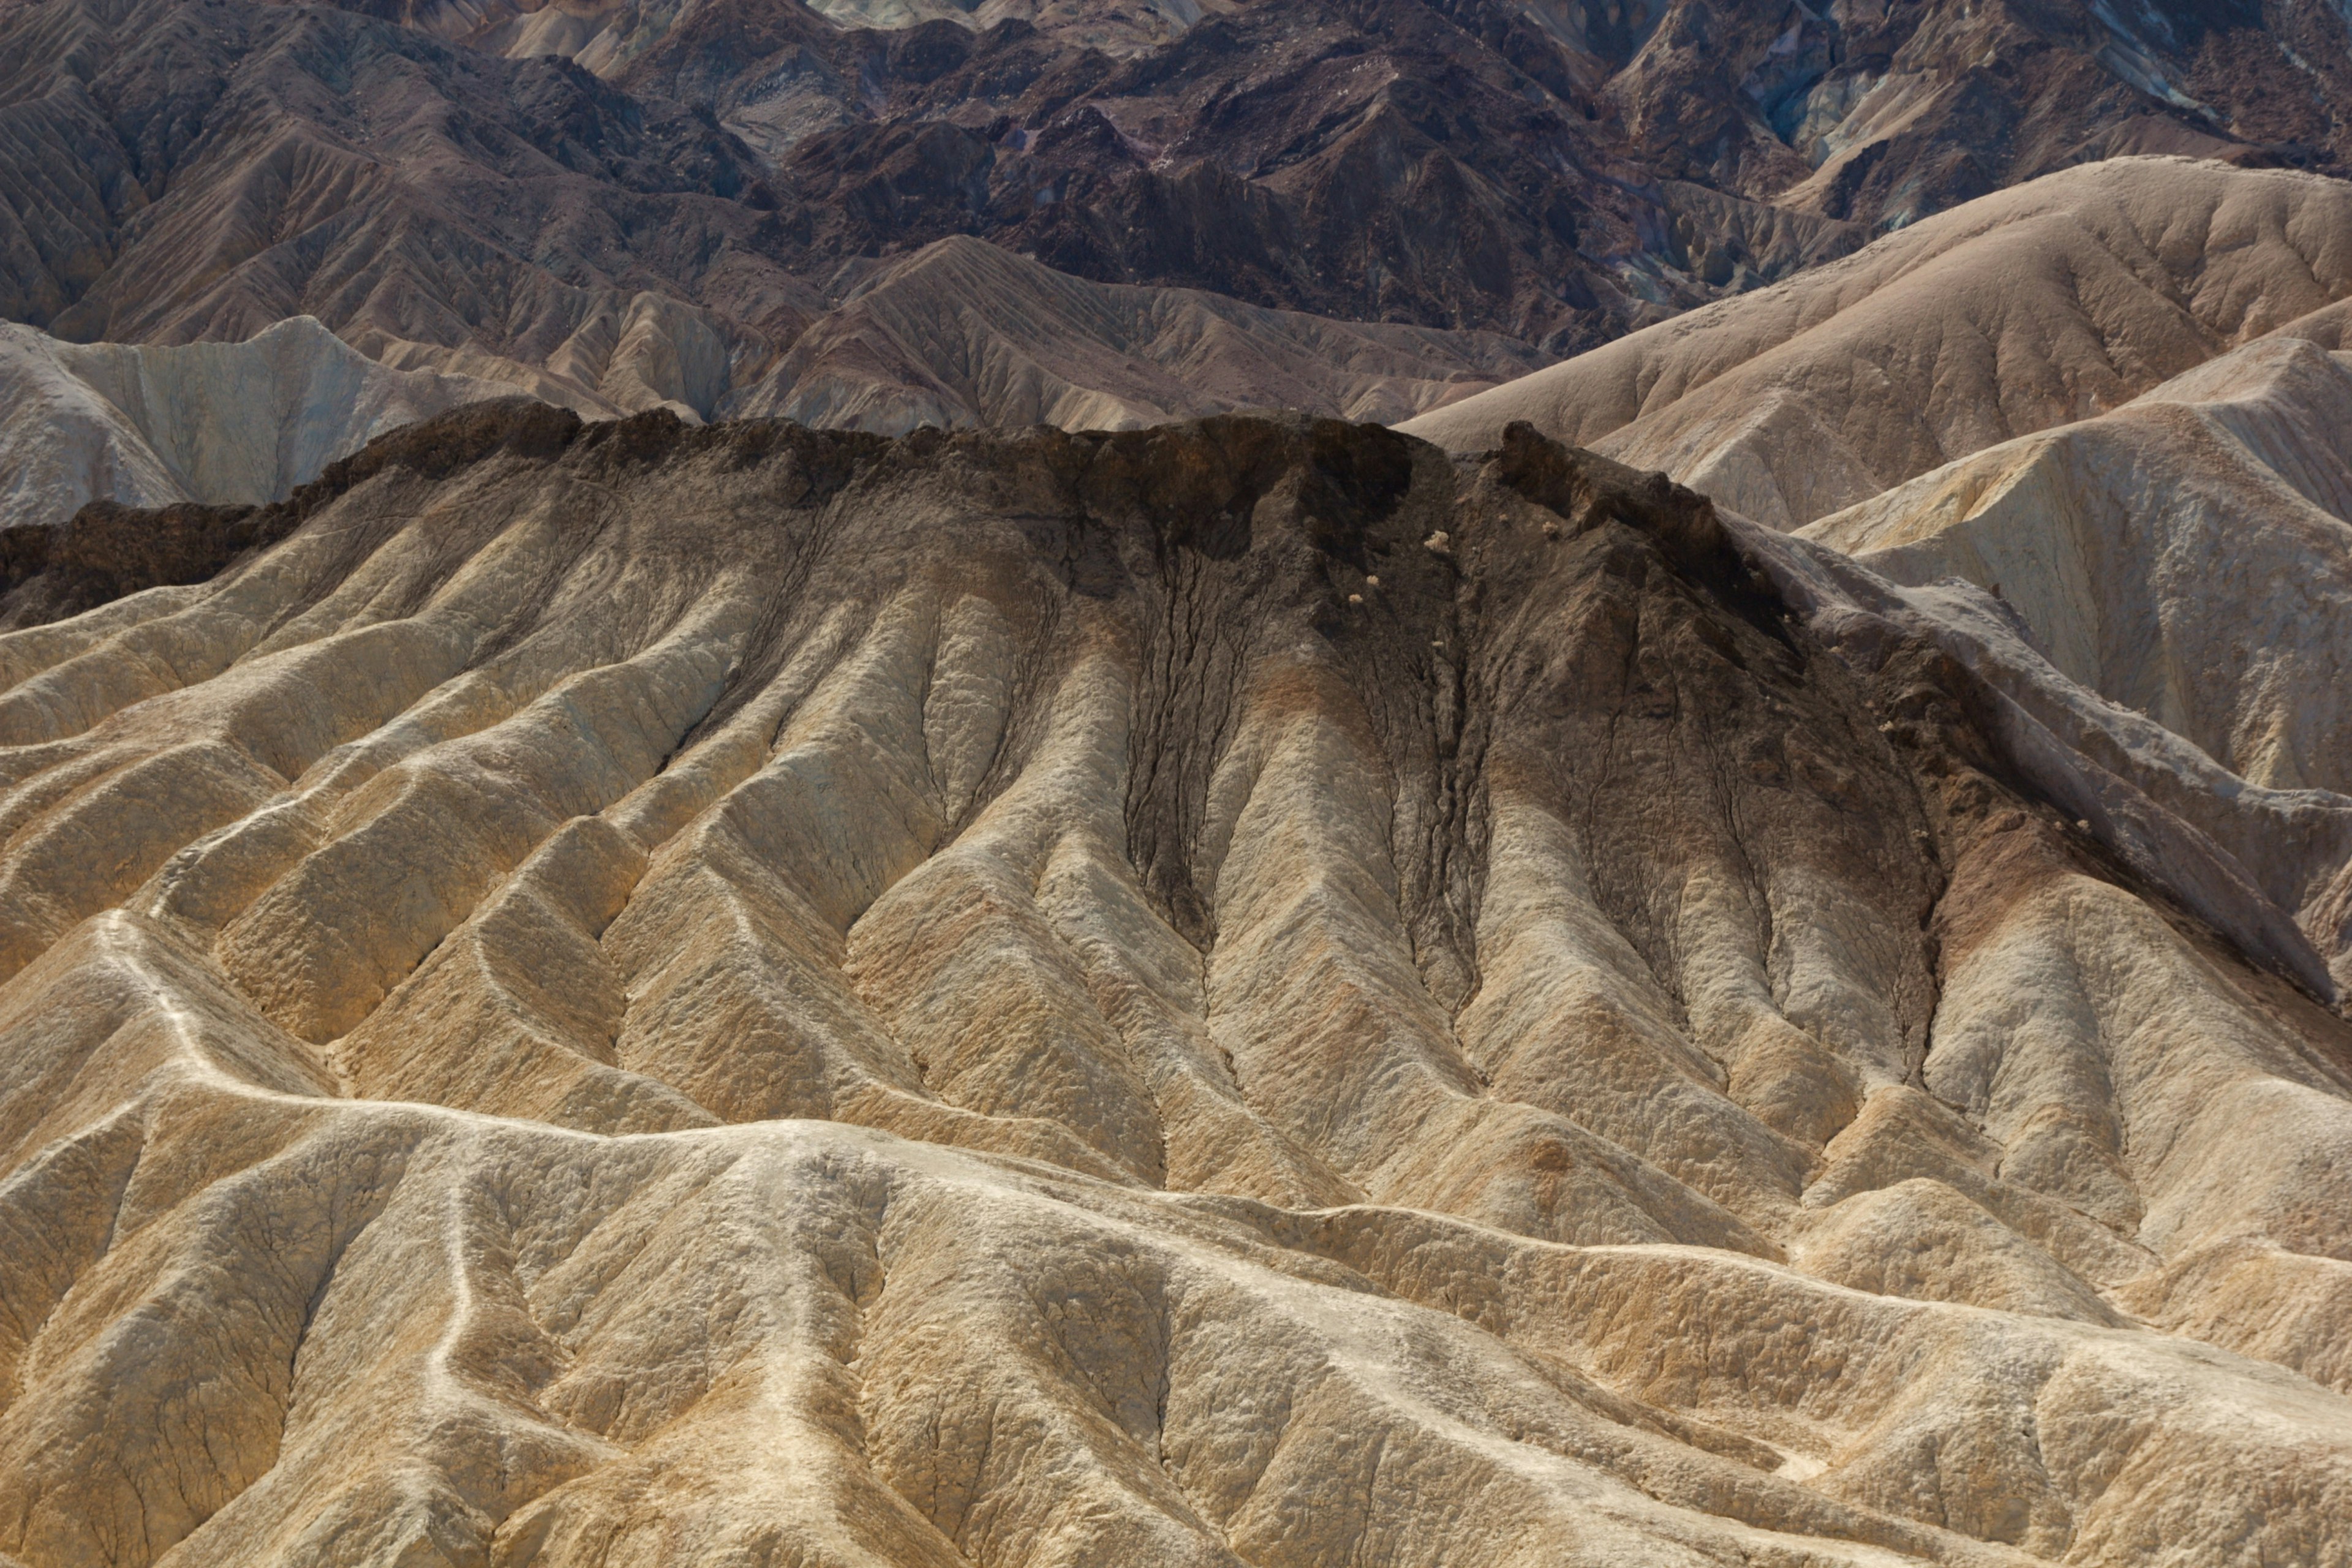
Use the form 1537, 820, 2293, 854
0, 407, 2346, 1566
1774, 335, 2352, 1006
1402, 158, 2352, 529
1801, 336, 2352, 798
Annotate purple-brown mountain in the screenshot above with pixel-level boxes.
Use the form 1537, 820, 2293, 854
2, 0, 2347, 414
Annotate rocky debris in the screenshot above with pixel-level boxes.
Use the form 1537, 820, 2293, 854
0, 406, 2346, 1565
1403, 157, 2352, 527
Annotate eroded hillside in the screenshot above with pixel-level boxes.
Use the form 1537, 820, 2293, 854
0, 406, 2346, 1566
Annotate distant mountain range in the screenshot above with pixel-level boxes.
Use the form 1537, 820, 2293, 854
4, 0, 2346, 414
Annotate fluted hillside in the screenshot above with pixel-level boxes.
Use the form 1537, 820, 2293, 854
0, 317, 516, 530
0, 405, 2346, 1567
1403, 159, 2352, 528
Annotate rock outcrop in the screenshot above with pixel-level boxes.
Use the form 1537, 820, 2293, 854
0, 405, 2346, 1566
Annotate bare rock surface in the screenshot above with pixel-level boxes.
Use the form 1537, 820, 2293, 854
1403, 158, 2352, 527
1801, 335, 2352, 799
725, 233, 1549, 431
0, 316, 513, 530
0, 404, 2348, 1565
1768, 332, 2352, 1005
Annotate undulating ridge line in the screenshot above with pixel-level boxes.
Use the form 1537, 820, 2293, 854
0, 403, 2347, 1566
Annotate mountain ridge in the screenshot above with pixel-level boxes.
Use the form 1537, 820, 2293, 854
6, 5, 2352, 1564
0, 404, 2345, 1565
1402, 156, 2352, 526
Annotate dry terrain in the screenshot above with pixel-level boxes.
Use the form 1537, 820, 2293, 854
0, 405, 2346, 1566
1402, 157, 2352, 527
6, 8, 2352, 1562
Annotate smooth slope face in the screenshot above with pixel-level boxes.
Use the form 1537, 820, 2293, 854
0, 407, 2346, 1566
1801, 336, 2352, 799
1403, 158, 2352, 528
0, 317, 516, 529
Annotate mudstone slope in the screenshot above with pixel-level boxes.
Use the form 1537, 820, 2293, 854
0, 406, 2346, 1566
1401, 156, 2352, 527
0, 315, 521, 530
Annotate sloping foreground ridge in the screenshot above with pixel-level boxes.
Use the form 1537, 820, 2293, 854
0, 404, 2348, 1566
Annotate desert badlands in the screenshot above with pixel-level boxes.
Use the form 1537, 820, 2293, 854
2, 0, 2352, 1564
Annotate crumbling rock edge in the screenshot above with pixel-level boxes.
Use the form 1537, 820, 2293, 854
6, 398, 2321, 1014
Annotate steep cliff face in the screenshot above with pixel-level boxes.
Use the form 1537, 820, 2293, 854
0, 405, 2346, 1567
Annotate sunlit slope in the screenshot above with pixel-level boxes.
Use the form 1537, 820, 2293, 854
0, 409, 2345, 1566
1404, 159, 2352, 530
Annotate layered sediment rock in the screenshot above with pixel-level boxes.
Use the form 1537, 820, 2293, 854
1404, 158, 2352, 528
725, 234, 1548, 431
0, 405, 2346, 1566
17, 0, 2349, 405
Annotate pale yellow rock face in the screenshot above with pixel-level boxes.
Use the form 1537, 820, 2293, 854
1401, 158, 2352, 530
1784, 335, 2352, 1001
1801, 337, 2352, 794
0, 407, 2348, 1567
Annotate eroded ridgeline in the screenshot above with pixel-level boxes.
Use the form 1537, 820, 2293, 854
0, 402, 1941, 1236
3, 403, 2351, 1568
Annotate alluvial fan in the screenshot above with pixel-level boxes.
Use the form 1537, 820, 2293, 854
0, 402, 2347, 1567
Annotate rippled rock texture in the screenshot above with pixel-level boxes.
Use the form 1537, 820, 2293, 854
1403, 158, 2352, 528
0, 405, 2346, 1566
